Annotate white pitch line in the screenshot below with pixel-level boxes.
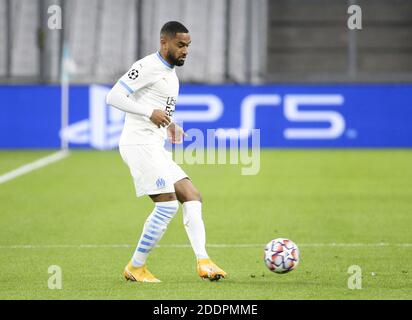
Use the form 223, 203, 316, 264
0, 243, 411, 249
0, 150, 70, 185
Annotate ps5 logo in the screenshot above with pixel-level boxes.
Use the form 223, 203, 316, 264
61, 86, 347, 150
215, 94, 345, 140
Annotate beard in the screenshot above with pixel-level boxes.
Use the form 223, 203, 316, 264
167, 51, 185, 66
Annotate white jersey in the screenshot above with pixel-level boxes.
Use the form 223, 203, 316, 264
117, 52, 179, 146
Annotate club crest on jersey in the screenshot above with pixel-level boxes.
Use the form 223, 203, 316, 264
128, 69, 139, 80
156, 178, 166, 189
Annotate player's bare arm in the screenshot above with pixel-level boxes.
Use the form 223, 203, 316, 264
167, 122, 185, 144
150, 109, 171, 128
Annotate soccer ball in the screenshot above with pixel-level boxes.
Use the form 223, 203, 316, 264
264, 238, 300, 273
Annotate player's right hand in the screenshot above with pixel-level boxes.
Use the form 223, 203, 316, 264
150, 109, 171, 128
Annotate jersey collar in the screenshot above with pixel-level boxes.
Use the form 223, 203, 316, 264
156, 52, 174, 69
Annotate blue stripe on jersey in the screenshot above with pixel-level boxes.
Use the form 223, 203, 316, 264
156, 51, 173, 69
118, 80, 134, 94
137, 247, 149, 253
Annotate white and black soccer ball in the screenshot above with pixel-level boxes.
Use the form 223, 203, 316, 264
264, 238, 300, 273
127, 69, 139, 80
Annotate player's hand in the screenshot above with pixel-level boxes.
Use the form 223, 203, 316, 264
167, 123, 187, 144
150, 109, 171, 128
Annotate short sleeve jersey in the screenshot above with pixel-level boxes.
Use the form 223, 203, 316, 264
117, 52, 179, 146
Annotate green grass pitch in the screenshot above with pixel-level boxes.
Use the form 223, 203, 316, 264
0, 149, 411, 300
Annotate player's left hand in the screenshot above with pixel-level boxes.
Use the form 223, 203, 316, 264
167, 123, 187, 144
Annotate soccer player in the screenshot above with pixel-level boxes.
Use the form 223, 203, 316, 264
106, 21, 227, 282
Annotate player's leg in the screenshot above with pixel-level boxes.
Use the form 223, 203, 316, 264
120, 145, 179, 282
130, 192, 178, 267
174, 178, 227, 280
124, 192, 179, 282
174, 178, 206, 257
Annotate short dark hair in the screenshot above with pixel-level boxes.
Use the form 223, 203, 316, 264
160, 21, 189, 38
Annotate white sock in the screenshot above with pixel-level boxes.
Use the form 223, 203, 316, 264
131, 200, 179, 267
183, 200, 209, 260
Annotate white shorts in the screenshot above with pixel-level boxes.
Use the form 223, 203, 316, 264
119, 144, 188, 197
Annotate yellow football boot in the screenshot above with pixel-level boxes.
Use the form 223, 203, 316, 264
197, 258, 227, 281
123, 261, 161, 283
